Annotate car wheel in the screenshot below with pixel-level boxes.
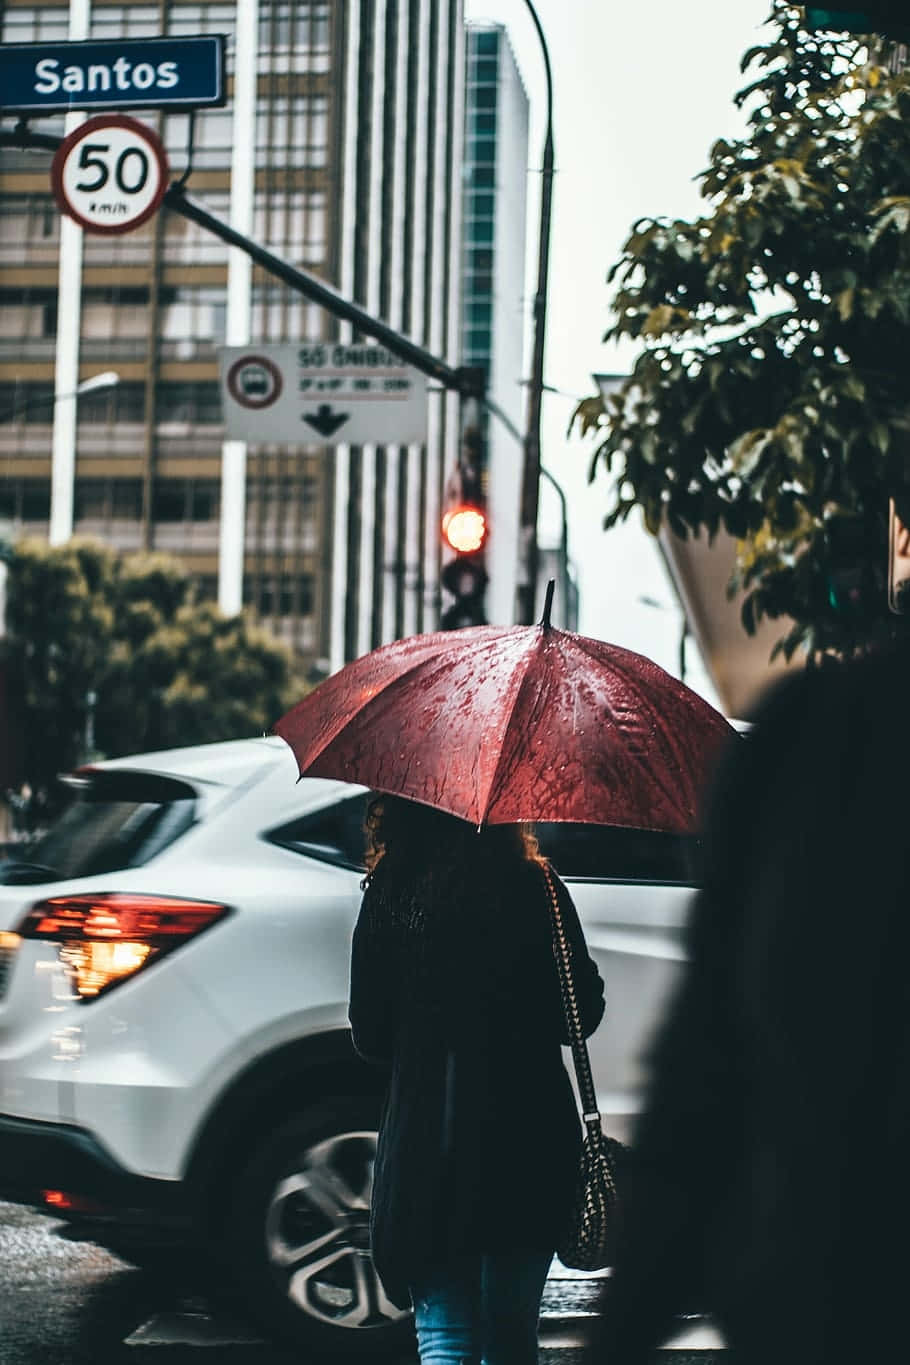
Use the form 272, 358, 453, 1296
227, 1095, 413, 1356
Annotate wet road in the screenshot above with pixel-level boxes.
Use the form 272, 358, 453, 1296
0, 1202, 725, 1363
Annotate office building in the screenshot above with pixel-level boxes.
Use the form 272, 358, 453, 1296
461, 20, 528, 625
0, 0, 464, 674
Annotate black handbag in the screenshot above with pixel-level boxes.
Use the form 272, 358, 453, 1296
542, 859, 626, 1271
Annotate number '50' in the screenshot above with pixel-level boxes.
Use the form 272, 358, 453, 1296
75, 142, 150, 194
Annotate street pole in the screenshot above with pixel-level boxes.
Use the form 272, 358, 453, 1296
517, 0, 555, 626
539, 465, 569, 628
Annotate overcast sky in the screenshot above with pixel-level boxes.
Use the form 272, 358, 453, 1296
464, 0, 772, 703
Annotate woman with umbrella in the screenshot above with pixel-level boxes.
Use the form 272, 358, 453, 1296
275, 585, 734, 1362
347, 795, 603, 1362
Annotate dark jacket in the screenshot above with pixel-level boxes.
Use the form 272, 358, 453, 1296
349, 854, 604, 1308
595, 653, 910, 1365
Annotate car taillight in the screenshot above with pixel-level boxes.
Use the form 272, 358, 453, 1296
16, 893, 230, 1001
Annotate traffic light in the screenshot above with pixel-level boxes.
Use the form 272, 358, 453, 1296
440, 504, 488, 629
805, 5, 910, 40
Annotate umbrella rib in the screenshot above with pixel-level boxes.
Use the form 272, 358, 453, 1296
467, 639, 539, 824
553, 632, 694, 823
276, 638, 465, 769
478, 631, 555, 823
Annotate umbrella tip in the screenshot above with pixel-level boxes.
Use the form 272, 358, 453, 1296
540, 579, 556, 629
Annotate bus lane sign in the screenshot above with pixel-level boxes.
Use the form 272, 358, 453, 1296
219, 343, 430, 446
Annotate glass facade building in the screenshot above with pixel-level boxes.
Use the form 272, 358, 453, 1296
461, 22, 528, 625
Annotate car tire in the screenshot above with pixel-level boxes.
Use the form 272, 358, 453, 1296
225, 1094, 413, 1357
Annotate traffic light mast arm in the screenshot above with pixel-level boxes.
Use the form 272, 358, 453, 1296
166, 187, 483, 398
805, 5, 910, 40
0, 124, 485, 403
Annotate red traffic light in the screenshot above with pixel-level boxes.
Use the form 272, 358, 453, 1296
442, 505, 487, 554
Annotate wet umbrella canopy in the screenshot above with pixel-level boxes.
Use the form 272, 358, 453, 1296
275, 589, 736, 832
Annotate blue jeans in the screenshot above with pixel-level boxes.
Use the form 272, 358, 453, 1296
410, 1248, 553, 1365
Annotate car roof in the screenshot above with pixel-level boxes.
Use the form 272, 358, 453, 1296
90, 736, 366, 822
95, 735, 296, 789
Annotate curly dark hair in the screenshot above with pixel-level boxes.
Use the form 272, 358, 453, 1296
363, 793, 540, 884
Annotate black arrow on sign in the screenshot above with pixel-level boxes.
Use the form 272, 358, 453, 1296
303, 404, 351, 438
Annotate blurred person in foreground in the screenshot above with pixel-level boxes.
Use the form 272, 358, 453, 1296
594, 647, 910, 1365
349, 796, 604, 1364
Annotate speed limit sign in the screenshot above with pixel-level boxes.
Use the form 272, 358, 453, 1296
51, 114, 169, 235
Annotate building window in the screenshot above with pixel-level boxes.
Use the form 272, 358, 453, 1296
247, 573, 315, 617
258, 1, 330, 53
466, 218, 494, 245
247, 473, 320, 521
76, 383, 146, 425
467, 247, 494, 274
0, 382, 55, 424
163, 194, 231, 265
469, 57, 499, 84
159, 286, 227, 348
164, 110, 234, 171
467, 111, 496, 137
0, 302, 45, 343
21, 480, 51, 522
464, 326, 492, 359
0, 479, 53, 522
466, 191, 495, 219
81, 291, 149, 346
255, 95, 329, 169
161, 3, 236, 37
251, 285, 323, 341
157, 382, 223, 426
82, 220, 156, 267
152, 481, 187, 522
74, 480, 108, 520
252, 192, 327, 267
112, 480, 143, 519
89, 6, 160, 37
468, 165, 496, 190
469, 136, 496, 166
0, 196, 60, 264
474, 30, 499, 56
1, 7, 69, 41
190, 480, 220, 520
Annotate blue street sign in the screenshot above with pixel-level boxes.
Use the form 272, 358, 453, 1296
0, 35, 226, 115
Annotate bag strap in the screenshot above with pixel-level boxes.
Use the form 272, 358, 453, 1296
541, 860, 602, 1138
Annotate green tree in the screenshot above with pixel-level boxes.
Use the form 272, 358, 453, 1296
576, 2, 910, 661
3, 539, 303, 797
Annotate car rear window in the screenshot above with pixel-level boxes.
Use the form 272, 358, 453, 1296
0, 770, 197, 884
267, 795, 700, 885
268, 794, 369, 872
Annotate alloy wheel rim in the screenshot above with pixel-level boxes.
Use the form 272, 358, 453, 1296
263, 1128, 407, 1330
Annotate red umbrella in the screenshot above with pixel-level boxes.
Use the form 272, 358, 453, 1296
274, 588, 736, 832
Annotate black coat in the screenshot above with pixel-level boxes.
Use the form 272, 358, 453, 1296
349, 854, 604, 1308
595, 653, 910, 1365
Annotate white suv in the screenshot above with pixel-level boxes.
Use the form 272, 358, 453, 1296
0, 736, 699, 1354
